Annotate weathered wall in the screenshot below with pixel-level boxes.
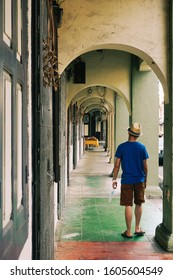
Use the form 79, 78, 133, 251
132, 56, 159, 185
67, 51, 131, 111
59, 0, 168, 101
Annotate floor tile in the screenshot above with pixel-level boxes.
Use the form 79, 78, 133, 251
55, 148, 173, 260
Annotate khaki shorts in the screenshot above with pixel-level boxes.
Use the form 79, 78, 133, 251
120, 182, 145, 206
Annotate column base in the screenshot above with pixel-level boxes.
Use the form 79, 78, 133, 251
155, 223, 173, 252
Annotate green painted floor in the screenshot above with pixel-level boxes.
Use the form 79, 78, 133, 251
54, 147, 173, 260
54, 147, 172, 260
58, 180, 162, 243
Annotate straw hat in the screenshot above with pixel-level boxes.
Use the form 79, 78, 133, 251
127, 123, 142, 137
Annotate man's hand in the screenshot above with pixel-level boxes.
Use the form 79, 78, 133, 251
112, 180, 117, 189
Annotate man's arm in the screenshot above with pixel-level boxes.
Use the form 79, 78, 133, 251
113, 157, 121, 179
143, 159, 148, 188
112, 157, 121, 188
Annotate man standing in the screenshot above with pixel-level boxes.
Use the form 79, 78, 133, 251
112, 123, 149, 238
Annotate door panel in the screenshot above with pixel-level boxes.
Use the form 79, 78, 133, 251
32, 0, 56, 259
0, 0, 28, 260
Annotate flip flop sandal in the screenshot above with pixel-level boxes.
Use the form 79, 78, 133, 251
121, 231, 132, 238
134, 231, 145, 236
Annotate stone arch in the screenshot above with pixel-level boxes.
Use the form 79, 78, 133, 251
60, 44, 168, 104
69, 84, 131, 115
59, 0, 173, 252
64, 46, 162, 186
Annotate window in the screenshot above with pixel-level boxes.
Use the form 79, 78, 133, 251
0, 0, 28, 259
3, 0, 12, 47
2, 71, 12, 228
17, 0, 22, 61
16, 84, 23, 208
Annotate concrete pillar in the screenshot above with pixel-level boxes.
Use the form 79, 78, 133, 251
110, 112, 114, 163
155, 2, 173, 251
155, 102, 173, 251
73, 104, 77, 169
107, 112, 113, 162
115, 95, 129, 150
113, 95, 129, 176
131, 56, 159, 186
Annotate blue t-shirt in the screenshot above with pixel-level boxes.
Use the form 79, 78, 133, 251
115, 141, 149, 184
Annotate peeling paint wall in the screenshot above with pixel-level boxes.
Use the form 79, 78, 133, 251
59, 0, 168, 101
67, 50, 131, 111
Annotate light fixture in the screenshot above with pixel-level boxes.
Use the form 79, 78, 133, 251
88, 87, 92, 94
52, 1, 63, 28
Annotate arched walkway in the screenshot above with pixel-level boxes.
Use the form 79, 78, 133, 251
56, 0, 173, 256
54, 147, 173, 260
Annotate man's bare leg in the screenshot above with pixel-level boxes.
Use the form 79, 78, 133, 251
135, 204, 142, 232
125, 206, 132, 236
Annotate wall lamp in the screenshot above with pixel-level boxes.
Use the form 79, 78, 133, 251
53, 1, 63, 28
88, 87, 92, 94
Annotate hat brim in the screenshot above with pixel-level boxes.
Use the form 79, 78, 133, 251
128, 127, 141, 137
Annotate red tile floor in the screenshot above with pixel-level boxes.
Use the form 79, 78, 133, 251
54, 147, 173, 260
55, 241, 173, 260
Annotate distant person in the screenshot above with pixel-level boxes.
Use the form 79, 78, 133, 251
112, 123, 149, 238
